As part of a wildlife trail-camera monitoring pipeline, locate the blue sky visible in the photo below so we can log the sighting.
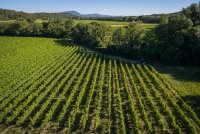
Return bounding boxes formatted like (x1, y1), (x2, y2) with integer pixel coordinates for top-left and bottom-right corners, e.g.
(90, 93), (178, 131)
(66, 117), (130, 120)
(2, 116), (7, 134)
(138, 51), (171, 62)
(0, 0), (199, 16)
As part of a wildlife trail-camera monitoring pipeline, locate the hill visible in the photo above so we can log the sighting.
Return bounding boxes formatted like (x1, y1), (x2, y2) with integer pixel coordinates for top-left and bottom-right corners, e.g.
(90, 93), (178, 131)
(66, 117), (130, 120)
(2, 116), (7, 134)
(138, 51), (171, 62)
(0, 9), (75, 21)
(0, 8), (179, 23)
(63, 10), (110, 17)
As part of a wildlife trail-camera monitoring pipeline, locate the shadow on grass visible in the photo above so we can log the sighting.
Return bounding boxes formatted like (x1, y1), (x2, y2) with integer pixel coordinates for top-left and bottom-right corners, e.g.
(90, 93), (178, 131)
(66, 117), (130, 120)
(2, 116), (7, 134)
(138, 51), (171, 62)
(182, 95), (200, 118)
(54, 39), (72, 47)
(155, 65), (200, 82)
(154, 65), (200, 118)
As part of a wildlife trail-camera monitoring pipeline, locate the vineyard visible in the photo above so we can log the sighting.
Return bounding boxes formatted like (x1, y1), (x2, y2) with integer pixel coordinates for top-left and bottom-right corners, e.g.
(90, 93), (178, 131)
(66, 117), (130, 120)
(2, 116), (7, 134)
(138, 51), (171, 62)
(0, 37), (200, 133)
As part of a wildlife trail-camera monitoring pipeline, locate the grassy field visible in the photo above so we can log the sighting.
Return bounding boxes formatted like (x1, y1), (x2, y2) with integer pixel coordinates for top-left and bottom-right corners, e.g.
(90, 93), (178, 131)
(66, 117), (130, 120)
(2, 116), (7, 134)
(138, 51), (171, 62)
(0, 36), (200, 133)
(0, 20), (17, 23)
(155, 65), (200, 118)
(74, 19), (157, 29)
(74, 19), (129, 25)
(73, 19), (157, 33)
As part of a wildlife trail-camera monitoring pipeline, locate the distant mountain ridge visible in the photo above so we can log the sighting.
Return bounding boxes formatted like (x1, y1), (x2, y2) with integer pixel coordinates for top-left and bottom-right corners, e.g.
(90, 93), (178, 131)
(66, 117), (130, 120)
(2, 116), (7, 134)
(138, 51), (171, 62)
(0, 8), (180, 23)
(63, 11), (110, 17)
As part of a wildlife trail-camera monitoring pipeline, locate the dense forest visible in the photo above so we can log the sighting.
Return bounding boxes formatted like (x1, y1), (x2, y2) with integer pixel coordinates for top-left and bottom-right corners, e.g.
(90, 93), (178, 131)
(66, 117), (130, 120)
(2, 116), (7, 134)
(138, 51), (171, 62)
(0, 3), (200, 66)
(0, 9), (75, 22)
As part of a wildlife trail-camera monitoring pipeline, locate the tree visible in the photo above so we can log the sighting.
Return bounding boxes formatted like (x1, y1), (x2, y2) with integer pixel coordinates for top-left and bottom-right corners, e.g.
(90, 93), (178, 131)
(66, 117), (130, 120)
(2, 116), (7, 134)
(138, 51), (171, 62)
(185, 26), (200, 64)
(109, 22), (145, 58)
(159, 14), (168, 25)
(151, 14), (198, 64)
(31, 23), (43, 36)
(183, 2), (200, 26)
(90, 22), (109, 47)
(20, 21), (32, 36)
(72, 22), (109, 47)
(3, 22), (26, 36)
(124, 21), (144, 49)
(42, 21), (65, 38)
(112, 28), (124, 46)
(64, 18), (74, 40)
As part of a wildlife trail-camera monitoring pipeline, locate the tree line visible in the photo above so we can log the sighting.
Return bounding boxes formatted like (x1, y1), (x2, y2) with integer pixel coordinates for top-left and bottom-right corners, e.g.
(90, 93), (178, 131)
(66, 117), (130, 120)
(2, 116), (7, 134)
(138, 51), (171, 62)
(0, 9), (76, 22)
(79, 12), (179, 24)
(0, 3), (199, 66)
(108, 3), (200, 65)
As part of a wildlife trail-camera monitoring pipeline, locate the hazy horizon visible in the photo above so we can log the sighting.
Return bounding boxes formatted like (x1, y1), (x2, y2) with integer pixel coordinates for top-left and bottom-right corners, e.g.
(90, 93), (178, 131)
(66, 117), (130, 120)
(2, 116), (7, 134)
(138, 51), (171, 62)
(0, 0), (199, 16)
